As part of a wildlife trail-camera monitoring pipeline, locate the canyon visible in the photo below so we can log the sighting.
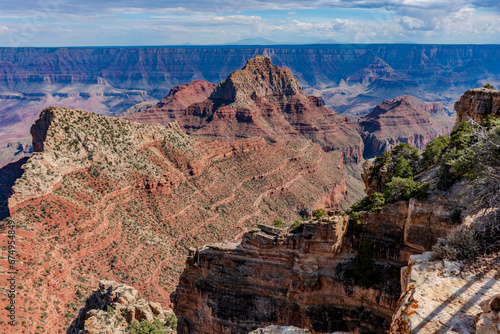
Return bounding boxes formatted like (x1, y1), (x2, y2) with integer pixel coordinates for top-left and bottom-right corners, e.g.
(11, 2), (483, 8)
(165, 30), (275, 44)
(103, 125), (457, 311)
(171, 88), (500, 333)
(0, 97), (355, 333)
(0, 53), (498, 333)
(172, 171), (464, 334)
(1, 44), (500, 166)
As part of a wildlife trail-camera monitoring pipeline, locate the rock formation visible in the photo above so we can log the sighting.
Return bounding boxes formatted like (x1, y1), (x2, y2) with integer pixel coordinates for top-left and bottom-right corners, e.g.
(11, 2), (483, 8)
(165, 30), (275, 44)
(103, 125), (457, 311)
(126, 55), (364, 163)
(454, 87), (500, 128)
(172, 86), (500, 334)
(2, 44), (498, 166)
(0, 106), (353, 333)
(68, 280), (175, 334)
(0, 136), (32, 168)
(360, 95), (454, 158)
(172, 191), (463, 333)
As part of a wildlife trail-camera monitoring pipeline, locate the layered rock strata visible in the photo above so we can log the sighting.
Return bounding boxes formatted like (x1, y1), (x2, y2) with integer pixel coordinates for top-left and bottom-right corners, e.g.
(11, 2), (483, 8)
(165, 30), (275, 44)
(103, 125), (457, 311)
(125, 56), (364, 164)
(360, 95), (454, 158)
(2, 44), (499, 166)
(0, 106), (351, 333)
(173, 194), (462, 334)
(454, 87), (500, 128)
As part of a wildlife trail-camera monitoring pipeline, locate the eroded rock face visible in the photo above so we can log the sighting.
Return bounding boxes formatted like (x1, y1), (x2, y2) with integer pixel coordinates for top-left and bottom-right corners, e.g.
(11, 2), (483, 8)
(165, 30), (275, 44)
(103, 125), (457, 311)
(454, 88), (500, 128)
(173, 216), (399, 334)
(360, 95), (454, 158)
(172, 192), (463, 334)
(68, 280), (172, 334)
(126, 56), (364, 164)
(0, 107), (353, 333)
(390, 253), (500, 334)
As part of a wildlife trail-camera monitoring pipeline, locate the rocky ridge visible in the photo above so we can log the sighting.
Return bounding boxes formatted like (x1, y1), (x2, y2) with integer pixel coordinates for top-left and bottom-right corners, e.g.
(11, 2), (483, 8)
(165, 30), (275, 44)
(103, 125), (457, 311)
(360, 95), (454, 158)
(125, 55), (364, 164)
(0, 106), (353, 333)
(68, 280), (175, 334)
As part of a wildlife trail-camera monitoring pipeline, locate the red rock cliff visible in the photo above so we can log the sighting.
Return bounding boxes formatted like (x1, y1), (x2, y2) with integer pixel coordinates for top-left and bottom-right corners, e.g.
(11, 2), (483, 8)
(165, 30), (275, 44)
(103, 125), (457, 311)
(453, 87), (500, 128)
(126, 55), (364, 164)
(0, 107), (352, 333)
(360, 95), (454, 158)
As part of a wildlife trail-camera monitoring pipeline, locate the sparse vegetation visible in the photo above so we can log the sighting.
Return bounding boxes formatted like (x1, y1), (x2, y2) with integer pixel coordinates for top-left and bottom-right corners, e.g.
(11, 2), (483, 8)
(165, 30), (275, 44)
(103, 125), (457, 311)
(290, 219), (304, 233)
(312, 208), (326, 219)
(128, 319), (171, 334)
(432, 117), (500, 260)
(349, 143), (428, 214)
(272, 219), (285, 229)
(483, 83), (496, 90)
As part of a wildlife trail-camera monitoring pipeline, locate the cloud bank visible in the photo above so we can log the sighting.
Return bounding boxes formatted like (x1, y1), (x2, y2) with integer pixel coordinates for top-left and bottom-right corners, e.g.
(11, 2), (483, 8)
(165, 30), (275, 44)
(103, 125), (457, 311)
(0, 0), (498, 46)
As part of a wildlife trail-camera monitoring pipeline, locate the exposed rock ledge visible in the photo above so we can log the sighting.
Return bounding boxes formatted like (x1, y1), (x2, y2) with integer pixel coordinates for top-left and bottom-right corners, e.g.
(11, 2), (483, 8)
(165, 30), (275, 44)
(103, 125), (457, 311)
(390, 252), (500, 333)
(68, 280), (174, 334)
(172, 194), (462, 334)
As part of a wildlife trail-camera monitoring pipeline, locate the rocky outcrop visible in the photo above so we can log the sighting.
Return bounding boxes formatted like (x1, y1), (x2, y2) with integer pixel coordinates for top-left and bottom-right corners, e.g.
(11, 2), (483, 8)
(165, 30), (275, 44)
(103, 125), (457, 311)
(172, 191), (463, 334)
(360, 95), (454, 158)
(126, 55), (364, 164)
(0, 107), (353, 333)
(390, 252), (500, 333)
(476, 294), (500, 333)
(68, 280), (174, 334)
(454, 87), (500, 128)
(173, 216), (398, 334)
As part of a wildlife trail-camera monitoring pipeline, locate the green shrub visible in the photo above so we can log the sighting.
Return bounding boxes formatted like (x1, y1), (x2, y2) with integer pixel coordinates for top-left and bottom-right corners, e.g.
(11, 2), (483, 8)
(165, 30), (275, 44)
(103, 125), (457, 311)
(449, 121), (473, 150)
(128, 319), (169, 334)
(165, 313), (177, 330)
(393, 157), (414, 178)
(384, 177), (429, 203)
(370, 192), (386, 211)
(375, 151), (391, 164)
(483, 83), (495, 90)
(422, 135), (449, 166)
(312, 208), (326, 219)
(392, 143), (420, 162)
(349, 193), (386, 213)
(272, 219), (285, 229)
(349, 197), (372, 213)
(290, 219), (304, 233)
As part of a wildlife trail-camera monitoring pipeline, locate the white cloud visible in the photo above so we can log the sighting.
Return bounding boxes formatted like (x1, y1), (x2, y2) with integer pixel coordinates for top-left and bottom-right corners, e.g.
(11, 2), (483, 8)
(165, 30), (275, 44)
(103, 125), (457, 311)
(0, 0), (499, 46)
(400, 15), (424, 29)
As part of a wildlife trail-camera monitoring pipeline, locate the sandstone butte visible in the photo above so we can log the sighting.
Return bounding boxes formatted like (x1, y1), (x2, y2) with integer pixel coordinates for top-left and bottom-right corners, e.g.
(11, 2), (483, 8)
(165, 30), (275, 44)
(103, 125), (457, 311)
(0, 102), (357, 333)
(124, 55), (364, 164)
(124, 56), (455, 165)
(172, 88), (500, 333)
(359, 95), (455, 158)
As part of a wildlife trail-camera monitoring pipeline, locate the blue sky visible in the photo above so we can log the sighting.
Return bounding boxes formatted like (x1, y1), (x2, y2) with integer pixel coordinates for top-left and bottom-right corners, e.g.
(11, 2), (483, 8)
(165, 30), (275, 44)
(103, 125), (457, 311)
(0, 0), (499, 46)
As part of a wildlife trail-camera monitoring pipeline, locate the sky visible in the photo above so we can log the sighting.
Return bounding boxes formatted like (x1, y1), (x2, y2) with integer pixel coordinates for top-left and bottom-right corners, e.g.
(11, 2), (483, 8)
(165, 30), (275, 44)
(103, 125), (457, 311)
(0, 0), (499, 47)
